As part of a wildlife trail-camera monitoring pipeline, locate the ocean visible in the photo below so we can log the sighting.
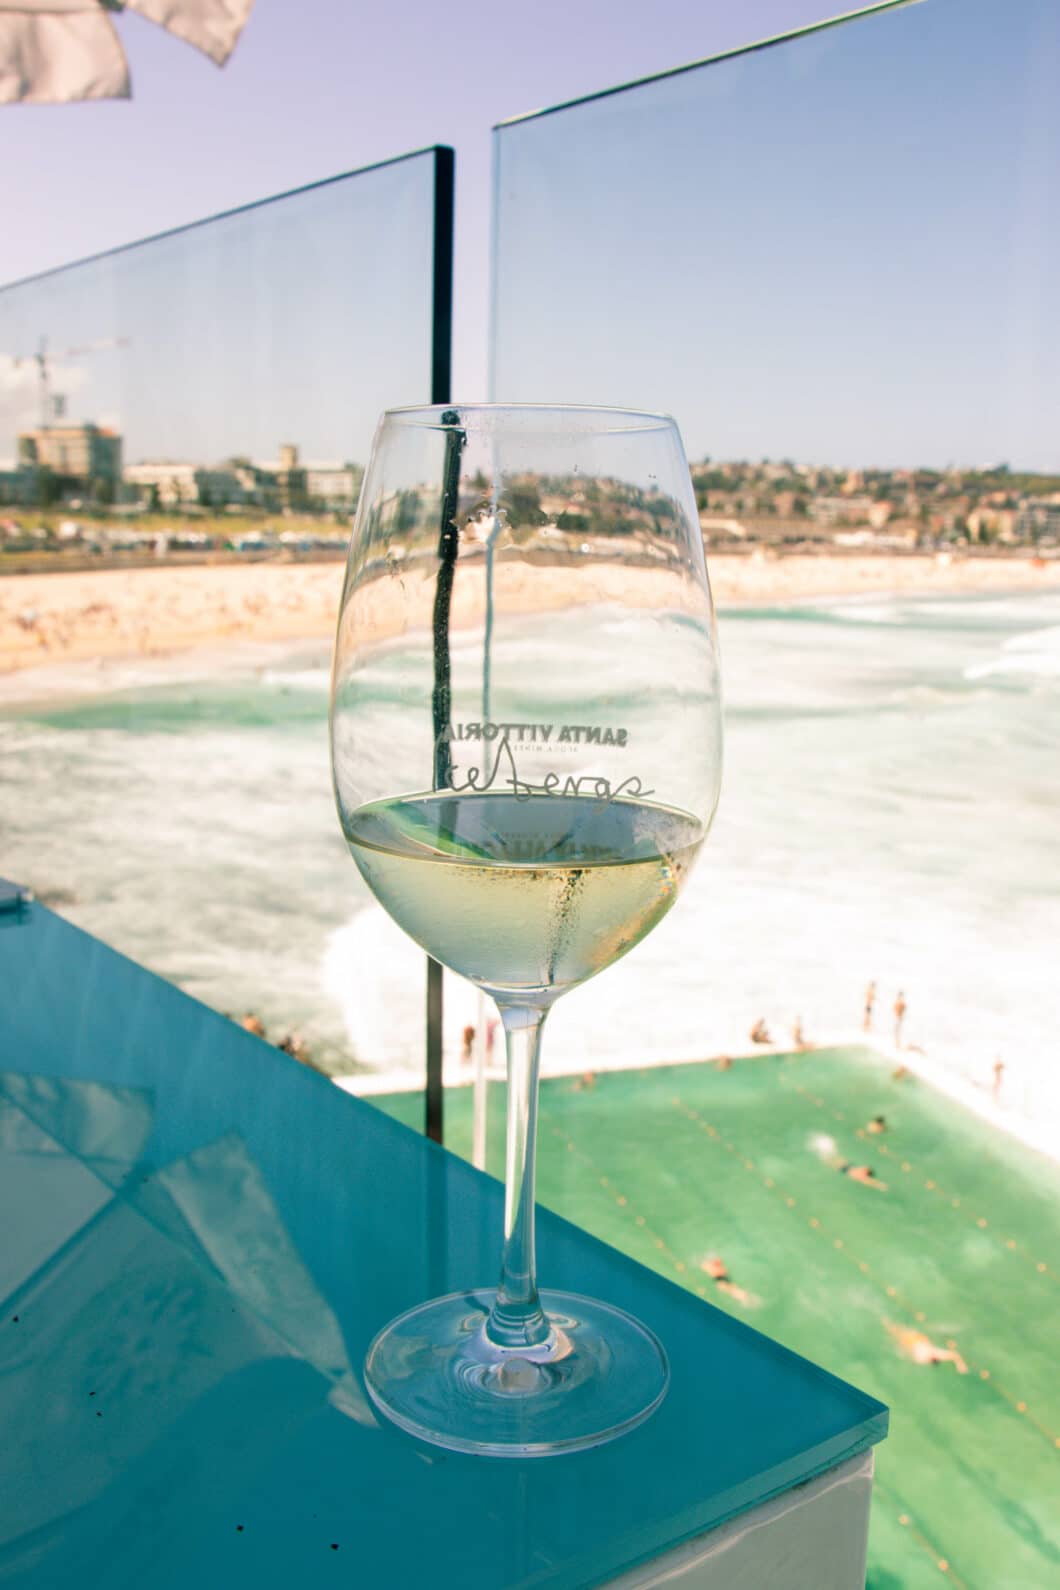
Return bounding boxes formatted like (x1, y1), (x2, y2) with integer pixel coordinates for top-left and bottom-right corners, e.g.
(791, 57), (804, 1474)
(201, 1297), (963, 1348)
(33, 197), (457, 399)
(2, 586), (1058, 1136)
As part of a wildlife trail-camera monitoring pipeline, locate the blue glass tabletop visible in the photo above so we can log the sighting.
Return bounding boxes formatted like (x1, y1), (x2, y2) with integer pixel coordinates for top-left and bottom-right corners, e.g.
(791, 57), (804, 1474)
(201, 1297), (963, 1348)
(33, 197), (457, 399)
(0, 898), (886, 1588)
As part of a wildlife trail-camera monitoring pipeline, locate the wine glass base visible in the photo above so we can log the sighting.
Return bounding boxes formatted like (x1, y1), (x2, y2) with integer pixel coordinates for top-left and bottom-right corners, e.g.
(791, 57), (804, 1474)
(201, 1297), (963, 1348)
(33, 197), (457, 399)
(363, 1288), (668, 1457)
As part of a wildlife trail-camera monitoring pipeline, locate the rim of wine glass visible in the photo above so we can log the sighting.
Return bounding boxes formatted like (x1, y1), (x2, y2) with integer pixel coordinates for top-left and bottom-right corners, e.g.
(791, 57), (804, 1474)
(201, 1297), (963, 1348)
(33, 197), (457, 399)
(382, 401), (677, 434)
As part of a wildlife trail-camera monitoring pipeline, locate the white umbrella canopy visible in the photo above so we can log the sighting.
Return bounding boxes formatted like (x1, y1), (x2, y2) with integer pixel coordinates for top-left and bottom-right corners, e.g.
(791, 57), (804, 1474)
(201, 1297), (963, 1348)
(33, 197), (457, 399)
(0, 0), (255, 104)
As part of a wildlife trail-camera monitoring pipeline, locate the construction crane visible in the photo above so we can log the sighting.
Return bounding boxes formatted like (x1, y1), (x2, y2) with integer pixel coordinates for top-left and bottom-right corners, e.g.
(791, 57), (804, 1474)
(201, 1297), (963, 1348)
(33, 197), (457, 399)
(17, 335), (131, 432)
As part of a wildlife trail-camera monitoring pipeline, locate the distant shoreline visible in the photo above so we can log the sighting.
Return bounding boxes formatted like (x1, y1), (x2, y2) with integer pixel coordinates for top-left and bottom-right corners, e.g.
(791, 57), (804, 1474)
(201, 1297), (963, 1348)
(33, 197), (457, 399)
(1, 551), (1058, 681)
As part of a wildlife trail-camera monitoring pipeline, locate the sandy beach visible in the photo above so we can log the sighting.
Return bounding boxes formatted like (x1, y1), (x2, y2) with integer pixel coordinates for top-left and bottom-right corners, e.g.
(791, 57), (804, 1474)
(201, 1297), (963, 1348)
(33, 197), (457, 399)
(1, 552), (1058, 678)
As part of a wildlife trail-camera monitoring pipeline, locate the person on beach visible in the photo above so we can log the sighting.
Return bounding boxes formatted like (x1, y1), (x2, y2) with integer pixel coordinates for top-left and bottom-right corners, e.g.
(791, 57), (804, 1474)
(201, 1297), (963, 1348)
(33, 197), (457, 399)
(992, 1058), (1005, 1101)
(893, 991), (907, 1049)
(792, 1017), (809, 1050)
(863, 980), (876, 1032)
(750, 1018), (772, 1045)
(866, 1115), (888, 1135)
(700, 1256), (756, 1307)
(884, 1320), (968, 1373)
(461, 1024), (475, 1065)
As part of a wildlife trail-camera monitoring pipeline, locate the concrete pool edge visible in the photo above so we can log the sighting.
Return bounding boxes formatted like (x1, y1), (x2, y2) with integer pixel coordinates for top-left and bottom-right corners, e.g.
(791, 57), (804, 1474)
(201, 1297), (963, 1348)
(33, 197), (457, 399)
(339, 1031), (1058, 1164)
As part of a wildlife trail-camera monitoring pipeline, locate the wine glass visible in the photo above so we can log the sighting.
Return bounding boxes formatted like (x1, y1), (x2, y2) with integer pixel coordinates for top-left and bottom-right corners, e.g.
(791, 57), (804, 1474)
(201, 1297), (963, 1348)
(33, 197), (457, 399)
(330, 404), (722, 1456)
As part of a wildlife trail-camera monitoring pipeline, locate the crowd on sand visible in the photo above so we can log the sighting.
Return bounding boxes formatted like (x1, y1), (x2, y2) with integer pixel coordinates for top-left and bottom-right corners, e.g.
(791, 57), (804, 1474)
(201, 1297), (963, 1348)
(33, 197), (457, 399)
(3, 552), (1059, 677)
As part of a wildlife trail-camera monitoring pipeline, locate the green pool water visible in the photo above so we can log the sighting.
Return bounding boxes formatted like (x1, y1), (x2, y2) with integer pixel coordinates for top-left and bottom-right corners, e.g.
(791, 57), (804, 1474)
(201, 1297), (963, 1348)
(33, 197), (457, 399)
(376, 1047), (1060, 1590)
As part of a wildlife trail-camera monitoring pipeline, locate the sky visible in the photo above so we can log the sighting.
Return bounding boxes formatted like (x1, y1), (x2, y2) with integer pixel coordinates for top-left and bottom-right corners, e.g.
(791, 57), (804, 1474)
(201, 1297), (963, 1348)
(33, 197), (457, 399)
(2, 0), (1057, 470)
(0, 1), (858, 421)
(492, 0), (1060, 469)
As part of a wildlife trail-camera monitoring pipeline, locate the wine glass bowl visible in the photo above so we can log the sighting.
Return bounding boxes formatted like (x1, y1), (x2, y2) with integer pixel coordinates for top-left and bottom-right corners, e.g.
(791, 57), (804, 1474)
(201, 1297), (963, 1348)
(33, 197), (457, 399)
(331, 404), (722, 1455)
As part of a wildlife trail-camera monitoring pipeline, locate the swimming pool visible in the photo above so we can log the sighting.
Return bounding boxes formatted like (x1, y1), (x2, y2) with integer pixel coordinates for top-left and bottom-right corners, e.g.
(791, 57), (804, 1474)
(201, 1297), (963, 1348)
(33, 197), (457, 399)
(378, 1046), (1060, 1589)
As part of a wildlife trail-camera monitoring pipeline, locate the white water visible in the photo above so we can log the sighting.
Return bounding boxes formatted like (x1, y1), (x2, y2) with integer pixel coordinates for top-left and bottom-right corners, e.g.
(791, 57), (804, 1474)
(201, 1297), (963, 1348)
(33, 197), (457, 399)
(2, 589), (1058, 1132)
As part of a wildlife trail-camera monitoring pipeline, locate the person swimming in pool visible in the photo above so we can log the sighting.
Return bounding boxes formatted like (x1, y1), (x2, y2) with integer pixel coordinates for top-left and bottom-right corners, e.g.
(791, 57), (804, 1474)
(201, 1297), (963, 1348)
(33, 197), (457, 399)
(885, 1320), (968, 1373)
(700, 1256), (756, 1307)
(813, 1136), (888, 1190)
(838, 1160), (888, 1191)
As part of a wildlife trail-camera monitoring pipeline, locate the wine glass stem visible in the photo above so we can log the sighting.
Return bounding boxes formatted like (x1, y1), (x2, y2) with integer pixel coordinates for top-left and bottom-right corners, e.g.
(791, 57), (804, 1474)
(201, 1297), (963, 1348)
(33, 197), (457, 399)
(486, 1003), (551, 1349)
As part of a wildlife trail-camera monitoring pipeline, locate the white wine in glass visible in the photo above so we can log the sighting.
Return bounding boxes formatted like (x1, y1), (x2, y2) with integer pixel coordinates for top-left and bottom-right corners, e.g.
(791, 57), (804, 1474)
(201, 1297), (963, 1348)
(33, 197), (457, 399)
(331, 404), (722, 1455)
(344, 792), (704, 998)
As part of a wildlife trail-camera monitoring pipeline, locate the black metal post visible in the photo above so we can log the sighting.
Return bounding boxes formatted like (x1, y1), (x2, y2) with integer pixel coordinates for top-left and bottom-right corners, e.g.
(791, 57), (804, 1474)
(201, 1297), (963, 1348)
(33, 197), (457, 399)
(425, 147), (456, 1145)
